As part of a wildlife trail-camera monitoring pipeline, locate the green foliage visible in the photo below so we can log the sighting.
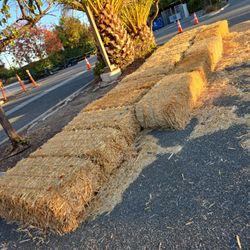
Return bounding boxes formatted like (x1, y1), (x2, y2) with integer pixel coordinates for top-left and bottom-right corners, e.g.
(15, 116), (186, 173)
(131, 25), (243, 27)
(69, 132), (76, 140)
(55, 16), (95, 50)
(159, 0), (222, 13)
(93, 60), (105, 76)
(0, 66), (15, 82)
(187, 0), (203, 13)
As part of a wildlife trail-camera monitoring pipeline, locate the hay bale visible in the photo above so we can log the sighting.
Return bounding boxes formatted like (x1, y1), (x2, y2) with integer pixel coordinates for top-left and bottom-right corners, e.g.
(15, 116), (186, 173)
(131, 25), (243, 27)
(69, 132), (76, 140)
(0, 159), (104, 234)
(64, 106), (141, 142)
(135, 71), (205, 129)
(204, 20), (229, 38)
(195, 21), (228, 42)
(136, 42), (194, 75)
(175, 35), (223, 76)
(160, 28), (199, 50)
(30, 128), (130, 175)
(84, 88), (147, 112)
(112, 74), (164, 93)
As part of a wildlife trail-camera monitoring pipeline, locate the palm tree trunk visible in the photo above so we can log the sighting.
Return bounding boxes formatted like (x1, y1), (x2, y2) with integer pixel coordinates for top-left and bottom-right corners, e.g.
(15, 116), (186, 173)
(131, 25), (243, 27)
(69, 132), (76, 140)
(0, 106), (27, 148)
(95, 4), (135, 68)
(133, 25), (156, 58)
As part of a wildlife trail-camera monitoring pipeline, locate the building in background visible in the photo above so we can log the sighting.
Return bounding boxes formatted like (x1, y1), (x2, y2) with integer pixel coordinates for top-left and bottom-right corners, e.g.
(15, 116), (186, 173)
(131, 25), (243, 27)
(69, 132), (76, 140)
(153, 1), (190, 30)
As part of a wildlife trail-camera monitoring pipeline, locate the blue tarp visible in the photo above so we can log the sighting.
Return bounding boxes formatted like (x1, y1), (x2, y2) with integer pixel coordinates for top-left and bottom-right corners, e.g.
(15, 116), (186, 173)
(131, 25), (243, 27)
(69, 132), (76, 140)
(153, 17), (164, 31)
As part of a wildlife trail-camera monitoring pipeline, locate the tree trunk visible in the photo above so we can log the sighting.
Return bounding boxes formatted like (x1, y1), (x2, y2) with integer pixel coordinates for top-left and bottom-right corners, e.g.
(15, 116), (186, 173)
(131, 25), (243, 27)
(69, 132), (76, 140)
(95, 4), (135, 68)
(149, 0), (160, 31)
(133, 25), (156, 59)
(0, 106), (27, 148)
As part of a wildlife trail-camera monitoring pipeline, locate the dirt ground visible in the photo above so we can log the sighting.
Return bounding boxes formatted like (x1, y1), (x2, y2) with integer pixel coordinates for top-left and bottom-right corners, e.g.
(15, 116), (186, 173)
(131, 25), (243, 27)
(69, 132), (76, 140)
(0, 58), (147, 172)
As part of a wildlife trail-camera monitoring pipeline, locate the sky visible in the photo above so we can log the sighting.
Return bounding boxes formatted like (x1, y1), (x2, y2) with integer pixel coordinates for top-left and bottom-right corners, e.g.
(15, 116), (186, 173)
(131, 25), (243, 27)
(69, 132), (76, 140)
(0, 2), (88, 68)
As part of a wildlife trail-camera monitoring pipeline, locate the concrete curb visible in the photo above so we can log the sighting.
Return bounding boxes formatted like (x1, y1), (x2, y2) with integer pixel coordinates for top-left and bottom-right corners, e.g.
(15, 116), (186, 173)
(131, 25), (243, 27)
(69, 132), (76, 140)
(203, 3), (230, 18)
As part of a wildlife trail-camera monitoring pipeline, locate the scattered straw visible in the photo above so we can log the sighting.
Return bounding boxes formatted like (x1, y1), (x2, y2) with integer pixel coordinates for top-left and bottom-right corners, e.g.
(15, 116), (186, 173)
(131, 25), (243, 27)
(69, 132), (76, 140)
(86, 133), (182, 218)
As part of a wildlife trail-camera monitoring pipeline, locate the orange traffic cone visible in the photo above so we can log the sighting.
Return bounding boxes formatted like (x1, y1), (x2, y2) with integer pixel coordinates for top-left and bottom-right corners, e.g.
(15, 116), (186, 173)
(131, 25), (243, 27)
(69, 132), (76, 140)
(85, 58), (92, 70)
(194, 13), (199, 25)
(0, 80), (7, 102)
(177, 20), (183, 33)
(26, 69), (38, 88)
(16, 74), (27, 92)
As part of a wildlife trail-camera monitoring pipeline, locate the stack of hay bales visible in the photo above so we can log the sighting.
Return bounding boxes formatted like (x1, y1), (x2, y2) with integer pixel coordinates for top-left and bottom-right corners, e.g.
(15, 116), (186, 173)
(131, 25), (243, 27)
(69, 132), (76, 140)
(0, 20), (229, 234)
(196, 20), (229, 40)
(30, 128), (131, 175)
(0, 109), (140, 233)
(112, 73), (166, 92)
(135, 28), (199, 76)
(136, 71), (205, 129)
(0, 158), (104, 234)
(175, 20), (228, 77)
(136, 20), (228, 130)
(174, 36), (223, 78)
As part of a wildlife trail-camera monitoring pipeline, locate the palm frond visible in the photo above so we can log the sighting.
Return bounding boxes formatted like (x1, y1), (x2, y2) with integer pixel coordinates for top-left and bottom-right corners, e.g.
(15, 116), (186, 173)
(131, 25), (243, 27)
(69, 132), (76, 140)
(121, 0), (154, 34)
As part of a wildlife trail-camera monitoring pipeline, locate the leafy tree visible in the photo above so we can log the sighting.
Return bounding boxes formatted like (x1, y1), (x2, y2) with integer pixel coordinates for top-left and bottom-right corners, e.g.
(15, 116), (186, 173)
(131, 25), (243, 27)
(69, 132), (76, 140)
(58, 0), (135, 68)
(7, 26), (63, 67)
(43, 29), (63, 55)
(55, 16), (94, 50)
(0, 0), (52, 149)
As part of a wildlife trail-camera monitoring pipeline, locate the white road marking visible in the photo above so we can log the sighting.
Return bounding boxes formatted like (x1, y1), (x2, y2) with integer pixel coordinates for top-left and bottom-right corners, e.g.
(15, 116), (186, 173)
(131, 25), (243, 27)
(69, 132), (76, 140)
(6, 70), (87, 116)
(0, 79), (95, 146)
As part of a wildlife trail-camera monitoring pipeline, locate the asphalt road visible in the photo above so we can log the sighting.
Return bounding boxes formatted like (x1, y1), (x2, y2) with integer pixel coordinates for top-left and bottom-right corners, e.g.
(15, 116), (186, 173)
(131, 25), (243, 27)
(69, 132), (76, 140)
(0, 57), (96, 144)
(155, 0), (250, 45)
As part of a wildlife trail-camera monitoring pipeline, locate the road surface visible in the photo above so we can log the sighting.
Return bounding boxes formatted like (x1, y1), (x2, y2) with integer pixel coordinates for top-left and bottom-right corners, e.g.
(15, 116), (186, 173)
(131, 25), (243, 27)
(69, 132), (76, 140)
(155, 0), (250, 45)
(0, 57), (96, 144)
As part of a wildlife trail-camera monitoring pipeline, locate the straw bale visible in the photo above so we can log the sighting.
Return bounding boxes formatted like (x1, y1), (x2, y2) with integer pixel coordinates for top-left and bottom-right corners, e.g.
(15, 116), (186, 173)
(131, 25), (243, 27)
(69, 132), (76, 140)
(64, 106), (141, 142)
(135, 71), (205, 129)
(6, 156), (100, 178)
(110, 74), (164, 94)
(137, 52), (182, 74)
(0, 159), (104, 234)
(199, 20), (229, 39)
(136, 41), (193, 74)
(30, 128), (130, 175)
(160, 28), (199, 50)
(175, 35), (223, 76)
(84, 88), (148, 112)
(194, 21), (228, 43)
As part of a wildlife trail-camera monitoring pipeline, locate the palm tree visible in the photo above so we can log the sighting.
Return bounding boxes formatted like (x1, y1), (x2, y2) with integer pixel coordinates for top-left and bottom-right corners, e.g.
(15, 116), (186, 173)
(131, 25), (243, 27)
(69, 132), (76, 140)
(86, 0), (135, 68)
(121, 0), (156, 58)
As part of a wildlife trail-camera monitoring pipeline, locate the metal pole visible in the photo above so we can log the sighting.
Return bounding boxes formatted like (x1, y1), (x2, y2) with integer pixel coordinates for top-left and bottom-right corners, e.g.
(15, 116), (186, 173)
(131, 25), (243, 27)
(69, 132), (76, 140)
(83, 4), (113, 72)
